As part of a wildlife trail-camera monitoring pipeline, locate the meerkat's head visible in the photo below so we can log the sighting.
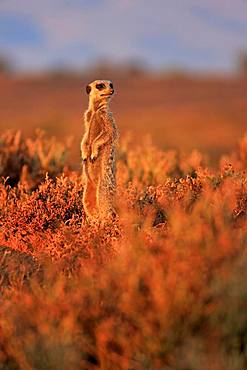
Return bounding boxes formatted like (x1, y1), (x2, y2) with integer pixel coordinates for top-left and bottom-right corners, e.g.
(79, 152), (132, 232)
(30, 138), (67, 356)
(86, 80), (114, 105)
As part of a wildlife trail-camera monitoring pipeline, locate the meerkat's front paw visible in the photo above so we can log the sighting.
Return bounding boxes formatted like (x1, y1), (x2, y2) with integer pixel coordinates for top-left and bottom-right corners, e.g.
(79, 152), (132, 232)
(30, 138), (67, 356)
(82, 152), (89, 161)
(81, 145), (90, 161)
(90, 147), (99, 162)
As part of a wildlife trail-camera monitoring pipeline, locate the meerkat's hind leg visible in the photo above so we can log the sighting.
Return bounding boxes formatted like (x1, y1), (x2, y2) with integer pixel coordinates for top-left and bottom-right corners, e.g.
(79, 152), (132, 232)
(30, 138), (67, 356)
(83, 180), (98, 219)
(98, 180), (116, 221)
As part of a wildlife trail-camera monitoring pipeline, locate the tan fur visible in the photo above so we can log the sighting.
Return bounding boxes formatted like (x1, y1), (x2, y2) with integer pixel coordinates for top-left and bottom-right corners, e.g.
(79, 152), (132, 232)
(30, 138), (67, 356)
(81, 80), (118, 221)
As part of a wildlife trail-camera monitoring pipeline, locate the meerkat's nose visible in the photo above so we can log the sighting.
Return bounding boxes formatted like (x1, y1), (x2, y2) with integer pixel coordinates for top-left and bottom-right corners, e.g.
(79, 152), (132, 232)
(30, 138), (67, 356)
(110, 89), (114, 94)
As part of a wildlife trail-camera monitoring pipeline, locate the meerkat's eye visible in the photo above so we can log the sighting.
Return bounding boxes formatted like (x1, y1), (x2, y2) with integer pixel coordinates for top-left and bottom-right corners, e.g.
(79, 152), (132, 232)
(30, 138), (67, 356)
(96, 83), (105, 90)
(109, 83), (113, 89)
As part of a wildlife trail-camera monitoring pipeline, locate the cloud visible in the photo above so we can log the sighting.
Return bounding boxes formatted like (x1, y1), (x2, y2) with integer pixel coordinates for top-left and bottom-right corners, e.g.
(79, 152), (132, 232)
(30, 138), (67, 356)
(0, 0), (246, 72)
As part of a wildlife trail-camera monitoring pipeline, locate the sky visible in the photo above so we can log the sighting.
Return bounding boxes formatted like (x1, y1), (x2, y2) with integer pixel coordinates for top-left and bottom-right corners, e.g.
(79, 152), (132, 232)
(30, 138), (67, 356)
(0, 0), (247, 73)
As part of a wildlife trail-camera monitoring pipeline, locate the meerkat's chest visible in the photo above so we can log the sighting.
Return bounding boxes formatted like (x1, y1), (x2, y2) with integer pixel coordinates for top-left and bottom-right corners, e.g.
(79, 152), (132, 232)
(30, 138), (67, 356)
(88, 112), (104, 140)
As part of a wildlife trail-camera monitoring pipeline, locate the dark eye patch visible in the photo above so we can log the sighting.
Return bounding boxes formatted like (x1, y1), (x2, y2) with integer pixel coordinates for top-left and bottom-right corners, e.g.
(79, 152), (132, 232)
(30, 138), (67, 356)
(109, 83), (113, 88)
(96, 83), (105, 90)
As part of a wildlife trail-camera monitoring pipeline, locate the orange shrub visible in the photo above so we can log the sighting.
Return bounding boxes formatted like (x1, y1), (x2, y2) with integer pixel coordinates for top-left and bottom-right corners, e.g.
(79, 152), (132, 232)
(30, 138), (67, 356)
(0, 130), (246, 369)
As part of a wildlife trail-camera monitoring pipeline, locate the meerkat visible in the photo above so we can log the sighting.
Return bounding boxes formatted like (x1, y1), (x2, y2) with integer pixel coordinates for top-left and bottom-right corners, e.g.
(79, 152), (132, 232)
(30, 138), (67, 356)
(81, 79), (119, 221)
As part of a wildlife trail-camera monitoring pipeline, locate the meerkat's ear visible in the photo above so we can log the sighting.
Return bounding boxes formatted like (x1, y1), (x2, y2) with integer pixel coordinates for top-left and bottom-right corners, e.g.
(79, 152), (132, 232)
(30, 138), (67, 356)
(86, 85), (91, 94)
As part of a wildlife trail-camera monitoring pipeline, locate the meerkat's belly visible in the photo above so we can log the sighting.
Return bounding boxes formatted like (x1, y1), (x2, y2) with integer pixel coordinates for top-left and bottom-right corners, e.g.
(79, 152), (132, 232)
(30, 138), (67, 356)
(85, 144), (115, 183)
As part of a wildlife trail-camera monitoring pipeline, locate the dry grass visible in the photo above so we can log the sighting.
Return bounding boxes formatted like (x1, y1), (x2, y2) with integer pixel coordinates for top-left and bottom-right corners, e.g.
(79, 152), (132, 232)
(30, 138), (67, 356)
(0, 130), (246, 369)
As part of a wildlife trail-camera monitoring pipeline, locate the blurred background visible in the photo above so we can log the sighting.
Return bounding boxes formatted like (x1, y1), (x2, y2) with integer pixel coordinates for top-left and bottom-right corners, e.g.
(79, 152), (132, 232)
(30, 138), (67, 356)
(0, 0), (247, 167)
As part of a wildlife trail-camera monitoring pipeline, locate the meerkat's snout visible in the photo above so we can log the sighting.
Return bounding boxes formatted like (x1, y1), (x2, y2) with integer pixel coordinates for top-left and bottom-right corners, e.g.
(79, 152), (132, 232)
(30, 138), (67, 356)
(101, 89), (114, 97)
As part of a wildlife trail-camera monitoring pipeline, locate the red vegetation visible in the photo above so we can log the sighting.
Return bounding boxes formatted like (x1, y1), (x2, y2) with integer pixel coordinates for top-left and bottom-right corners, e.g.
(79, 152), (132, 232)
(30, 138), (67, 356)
(0, 130), (247, 369)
